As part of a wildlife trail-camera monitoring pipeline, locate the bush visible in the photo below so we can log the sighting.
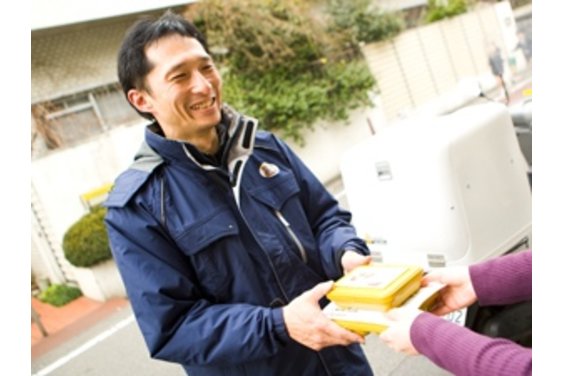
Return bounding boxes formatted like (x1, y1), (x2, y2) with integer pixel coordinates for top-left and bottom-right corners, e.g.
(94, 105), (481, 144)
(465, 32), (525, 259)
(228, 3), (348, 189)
(63, 206), (112, 267)
(425, 0), (468, 23)
(222, 60), (375, 142)
(38, 284), (82, 307)
(186, 0), (377, 144)
(326, 0), (404, 44)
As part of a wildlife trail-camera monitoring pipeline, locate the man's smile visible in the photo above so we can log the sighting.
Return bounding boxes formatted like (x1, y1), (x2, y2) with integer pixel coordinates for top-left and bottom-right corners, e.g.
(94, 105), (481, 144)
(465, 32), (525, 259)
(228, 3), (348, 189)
(190, 97), (216, 111)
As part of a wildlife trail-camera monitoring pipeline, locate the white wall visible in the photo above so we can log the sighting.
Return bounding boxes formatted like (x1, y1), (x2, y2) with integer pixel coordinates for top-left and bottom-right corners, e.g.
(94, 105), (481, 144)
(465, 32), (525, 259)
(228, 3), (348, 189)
(31, 122), (146, 244)
(286, 99), (387, 184)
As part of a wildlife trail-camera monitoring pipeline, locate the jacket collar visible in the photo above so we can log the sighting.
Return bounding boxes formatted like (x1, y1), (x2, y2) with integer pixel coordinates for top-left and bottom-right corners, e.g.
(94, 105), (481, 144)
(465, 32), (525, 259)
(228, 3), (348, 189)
(143, 104), (257, 171)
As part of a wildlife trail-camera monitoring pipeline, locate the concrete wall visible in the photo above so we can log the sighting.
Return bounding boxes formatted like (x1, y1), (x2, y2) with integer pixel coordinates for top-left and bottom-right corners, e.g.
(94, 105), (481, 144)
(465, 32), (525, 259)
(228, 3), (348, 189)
(360, 2), (526, 121)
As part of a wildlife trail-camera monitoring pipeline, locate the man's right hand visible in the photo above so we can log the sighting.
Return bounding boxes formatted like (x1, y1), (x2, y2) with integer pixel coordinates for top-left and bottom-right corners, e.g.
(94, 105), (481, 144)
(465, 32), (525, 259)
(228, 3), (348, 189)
(282, 281), (365, 351)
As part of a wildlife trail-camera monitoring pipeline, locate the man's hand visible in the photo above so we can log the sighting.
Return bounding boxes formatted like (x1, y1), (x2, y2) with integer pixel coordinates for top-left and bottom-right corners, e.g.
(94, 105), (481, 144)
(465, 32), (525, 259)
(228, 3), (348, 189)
(422, 266), (477, 316)
(341, 250), (372, 274)
(282, 281), (365, 351)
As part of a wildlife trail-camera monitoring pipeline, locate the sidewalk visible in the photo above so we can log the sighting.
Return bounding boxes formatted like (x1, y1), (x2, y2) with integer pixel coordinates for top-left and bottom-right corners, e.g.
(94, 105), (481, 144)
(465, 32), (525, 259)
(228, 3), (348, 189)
(31, 295), (129, 359)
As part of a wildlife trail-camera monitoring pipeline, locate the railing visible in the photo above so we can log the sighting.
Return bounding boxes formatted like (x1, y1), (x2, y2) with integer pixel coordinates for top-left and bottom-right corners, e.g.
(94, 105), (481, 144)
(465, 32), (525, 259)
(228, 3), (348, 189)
(31, 304), (49, 338)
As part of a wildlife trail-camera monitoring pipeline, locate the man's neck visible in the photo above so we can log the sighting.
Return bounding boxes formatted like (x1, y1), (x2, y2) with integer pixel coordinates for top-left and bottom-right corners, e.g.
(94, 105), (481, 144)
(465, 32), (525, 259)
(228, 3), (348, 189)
(164, 126), (219, 155)
(188, 129), (219, 155)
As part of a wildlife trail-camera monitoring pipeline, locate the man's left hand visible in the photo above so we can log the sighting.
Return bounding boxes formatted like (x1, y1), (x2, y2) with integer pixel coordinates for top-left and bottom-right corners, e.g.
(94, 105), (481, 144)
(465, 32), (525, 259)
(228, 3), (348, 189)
(340, 250), (372, 274)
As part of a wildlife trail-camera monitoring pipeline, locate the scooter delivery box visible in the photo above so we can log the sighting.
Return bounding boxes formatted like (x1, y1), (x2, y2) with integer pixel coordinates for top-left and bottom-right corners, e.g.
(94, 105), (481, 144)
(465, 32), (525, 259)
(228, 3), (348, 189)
(340, 102), (531, 267)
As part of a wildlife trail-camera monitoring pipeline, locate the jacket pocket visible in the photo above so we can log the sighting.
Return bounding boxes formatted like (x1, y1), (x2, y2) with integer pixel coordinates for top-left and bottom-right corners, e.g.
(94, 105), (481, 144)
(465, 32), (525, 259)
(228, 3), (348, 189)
(246, 168), (300, 211)
(246, 169), (315, 266)
(173, 207), (239, 300)
(174, 206), (239, 255)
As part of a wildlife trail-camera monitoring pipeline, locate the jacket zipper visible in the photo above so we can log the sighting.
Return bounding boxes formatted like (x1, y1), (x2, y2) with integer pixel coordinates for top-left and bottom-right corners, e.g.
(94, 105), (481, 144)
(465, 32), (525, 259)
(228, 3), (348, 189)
(239, 205), (332, 375)
(236, 204), (290, 303)
(225, 163), (291, 303)
(275, 210), (308, 264)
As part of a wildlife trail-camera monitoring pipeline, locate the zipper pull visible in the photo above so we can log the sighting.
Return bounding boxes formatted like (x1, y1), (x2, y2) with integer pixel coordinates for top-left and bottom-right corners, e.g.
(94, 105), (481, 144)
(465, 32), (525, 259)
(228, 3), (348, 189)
(275, 210), (289, 226)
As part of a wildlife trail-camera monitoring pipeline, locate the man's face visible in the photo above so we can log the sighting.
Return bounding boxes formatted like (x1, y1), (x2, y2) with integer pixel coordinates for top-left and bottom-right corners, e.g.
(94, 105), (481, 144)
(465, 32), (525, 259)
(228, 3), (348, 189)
(129, 34), (223, 141)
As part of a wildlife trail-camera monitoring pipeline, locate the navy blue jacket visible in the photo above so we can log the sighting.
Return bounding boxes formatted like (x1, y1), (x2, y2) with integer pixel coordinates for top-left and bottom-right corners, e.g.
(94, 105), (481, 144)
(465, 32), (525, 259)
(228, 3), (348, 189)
(104, 106), (372, 375)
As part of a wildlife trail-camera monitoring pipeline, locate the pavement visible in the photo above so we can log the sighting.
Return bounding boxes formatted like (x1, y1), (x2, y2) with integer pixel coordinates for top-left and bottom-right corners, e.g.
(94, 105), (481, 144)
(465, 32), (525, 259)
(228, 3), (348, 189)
(31, 295), (453, 376)
(31, 296), (129, 360)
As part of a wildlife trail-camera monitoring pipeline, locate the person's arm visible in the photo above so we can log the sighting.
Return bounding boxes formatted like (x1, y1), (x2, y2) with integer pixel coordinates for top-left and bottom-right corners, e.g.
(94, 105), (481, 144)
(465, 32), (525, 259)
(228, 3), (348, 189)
(105, 207), (290, 366)
(381, 251), (533, 375)
(423, 249), (532, 316)
(271, 135), (371, 279)
(411, 312), (532, 376)
(470, 249), (532, 306)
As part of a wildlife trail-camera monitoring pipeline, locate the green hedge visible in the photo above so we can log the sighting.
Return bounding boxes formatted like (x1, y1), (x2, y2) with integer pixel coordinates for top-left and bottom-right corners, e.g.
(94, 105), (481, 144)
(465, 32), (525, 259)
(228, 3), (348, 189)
(222, 60), (375, 142)
(38, 284), (82, 307)
(326, 0), (404, 44)
(63, 206), (112, 267)
(425, 0), (468, 23)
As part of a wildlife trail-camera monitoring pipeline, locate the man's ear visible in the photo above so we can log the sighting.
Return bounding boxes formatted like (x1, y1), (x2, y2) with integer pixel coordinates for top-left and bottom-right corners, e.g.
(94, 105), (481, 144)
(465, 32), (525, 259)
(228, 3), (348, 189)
(127, 89), (153, 114)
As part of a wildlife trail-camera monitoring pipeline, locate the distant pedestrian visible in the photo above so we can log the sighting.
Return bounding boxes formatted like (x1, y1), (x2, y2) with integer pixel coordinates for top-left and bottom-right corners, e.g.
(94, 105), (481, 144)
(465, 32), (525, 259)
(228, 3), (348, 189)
(515, 31), (532, 64)
(488, 44), (509, 103)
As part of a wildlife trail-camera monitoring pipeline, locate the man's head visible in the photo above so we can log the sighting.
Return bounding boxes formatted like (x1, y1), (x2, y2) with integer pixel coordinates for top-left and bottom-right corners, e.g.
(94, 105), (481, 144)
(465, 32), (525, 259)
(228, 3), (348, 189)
(118, 11), (223, 141)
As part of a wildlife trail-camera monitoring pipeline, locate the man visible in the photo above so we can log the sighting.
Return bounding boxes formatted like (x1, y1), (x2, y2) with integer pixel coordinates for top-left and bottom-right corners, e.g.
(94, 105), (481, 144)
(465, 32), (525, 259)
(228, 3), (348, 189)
(104, 11), (374, 376)
(487, 44), (509, 103)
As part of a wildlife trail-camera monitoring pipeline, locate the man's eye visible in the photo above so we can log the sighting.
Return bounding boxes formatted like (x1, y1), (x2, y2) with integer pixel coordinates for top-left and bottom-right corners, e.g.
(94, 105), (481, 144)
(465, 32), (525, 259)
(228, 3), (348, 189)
(201, 65), (214, 72)
(172, 73), (187, 80)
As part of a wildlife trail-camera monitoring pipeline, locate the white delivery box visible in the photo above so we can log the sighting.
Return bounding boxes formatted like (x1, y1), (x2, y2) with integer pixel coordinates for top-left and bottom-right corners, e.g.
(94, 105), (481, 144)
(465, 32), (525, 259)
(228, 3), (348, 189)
(340, 102), (531, 267)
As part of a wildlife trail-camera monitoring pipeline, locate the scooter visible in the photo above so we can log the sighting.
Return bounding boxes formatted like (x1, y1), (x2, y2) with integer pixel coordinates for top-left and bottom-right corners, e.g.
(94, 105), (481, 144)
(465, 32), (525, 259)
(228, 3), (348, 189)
(509, 95), (532, 187)
(466, 93), (532, 347)
(339, 100), (532, 347)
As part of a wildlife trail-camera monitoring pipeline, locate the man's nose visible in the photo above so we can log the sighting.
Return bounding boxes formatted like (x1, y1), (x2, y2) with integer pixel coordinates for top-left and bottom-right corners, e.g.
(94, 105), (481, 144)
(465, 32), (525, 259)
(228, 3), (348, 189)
(190, 71), (212, 93)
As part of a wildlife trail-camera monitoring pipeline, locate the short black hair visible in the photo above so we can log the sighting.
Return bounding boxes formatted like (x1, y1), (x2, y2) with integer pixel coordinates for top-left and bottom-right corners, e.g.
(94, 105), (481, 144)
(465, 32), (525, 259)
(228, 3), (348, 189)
(117, 10), (209, 120)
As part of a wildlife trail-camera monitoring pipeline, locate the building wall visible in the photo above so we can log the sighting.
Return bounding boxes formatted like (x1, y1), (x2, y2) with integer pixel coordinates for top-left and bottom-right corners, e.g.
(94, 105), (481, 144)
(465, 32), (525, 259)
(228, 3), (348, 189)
(360, 2), (526, 121)
(32, 18), (133, 103)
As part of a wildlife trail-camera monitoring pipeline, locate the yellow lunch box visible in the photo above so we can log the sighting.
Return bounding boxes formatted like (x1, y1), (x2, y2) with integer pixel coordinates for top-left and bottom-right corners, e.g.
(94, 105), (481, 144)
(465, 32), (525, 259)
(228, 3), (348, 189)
(327, 263), (424, 311)
(324, 281), (445, 335)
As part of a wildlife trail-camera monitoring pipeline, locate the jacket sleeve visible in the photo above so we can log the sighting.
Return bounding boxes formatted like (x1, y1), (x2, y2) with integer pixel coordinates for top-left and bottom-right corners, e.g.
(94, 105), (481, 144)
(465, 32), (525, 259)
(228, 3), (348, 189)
(105, 206), (290, 366)
(411, 312), (532, 376)
(271, 135), (370, 280)
(470, 249), (532, 306)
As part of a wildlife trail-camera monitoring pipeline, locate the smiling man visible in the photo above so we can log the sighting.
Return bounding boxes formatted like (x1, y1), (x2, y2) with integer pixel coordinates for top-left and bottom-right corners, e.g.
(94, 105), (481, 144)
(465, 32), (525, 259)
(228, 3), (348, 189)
(104, 10), (373, 376)
(127, 34), (222, 151)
